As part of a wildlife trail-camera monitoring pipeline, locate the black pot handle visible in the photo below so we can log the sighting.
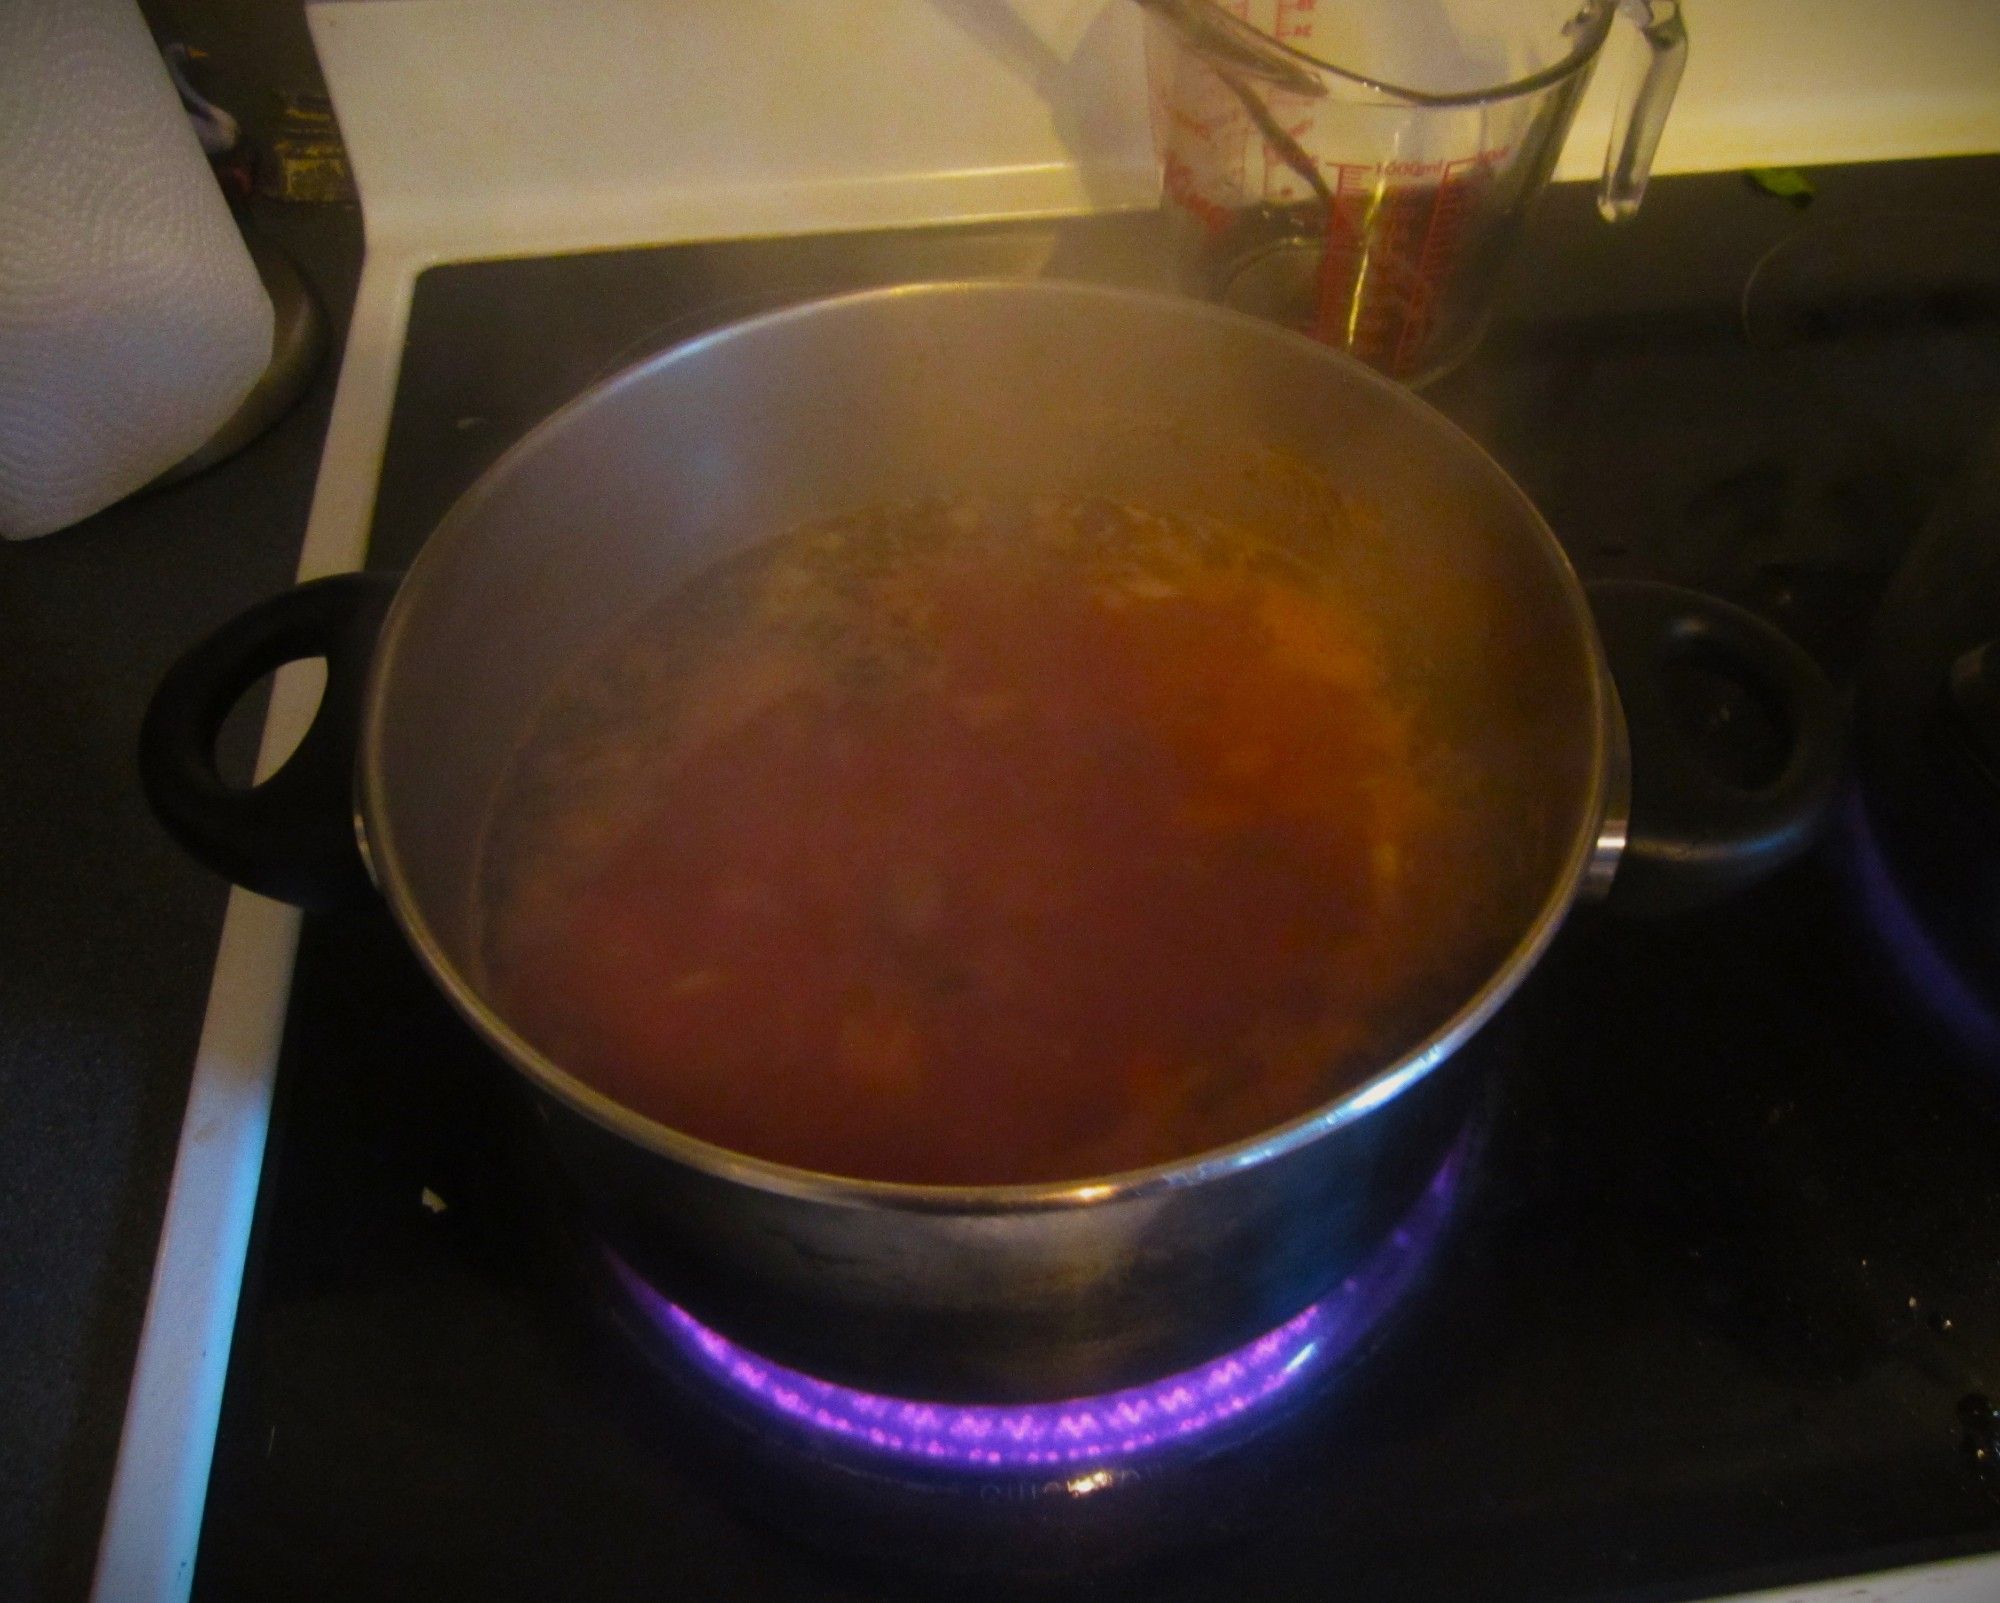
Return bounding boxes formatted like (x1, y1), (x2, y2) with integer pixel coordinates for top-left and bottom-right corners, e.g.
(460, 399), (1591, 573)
(140, 571), (400, 910)
(1588, 579), (1845, 915)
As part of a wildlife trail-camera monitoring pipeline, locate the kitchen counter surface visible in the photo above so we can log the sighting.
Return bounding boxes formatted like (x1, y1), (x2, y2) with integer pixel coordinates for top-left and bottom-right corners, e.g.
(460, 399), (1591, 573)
(0, 203), (362, 1603)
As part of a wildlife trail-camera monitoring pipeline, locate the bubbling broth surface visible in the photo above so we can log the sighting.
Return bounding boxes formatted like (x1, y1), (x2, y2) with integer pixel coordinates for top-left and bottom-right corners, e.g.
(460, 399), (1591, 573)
(477, 497), (1502, 1185)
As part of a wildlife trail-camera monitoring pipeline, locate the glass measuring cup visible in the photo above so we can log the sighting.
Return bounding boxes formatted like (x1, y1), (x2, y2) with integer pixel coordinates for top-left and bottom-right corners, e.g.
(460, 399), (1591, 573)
(1144, 0), (1687, 383)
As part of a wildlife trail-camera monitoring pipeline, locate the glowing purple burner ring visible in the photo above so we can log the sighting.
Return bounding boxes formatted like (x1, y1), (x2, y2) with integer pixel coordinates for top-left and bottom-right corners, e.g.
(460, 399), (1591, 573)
(653, 1298), (1323, 1471)
(1841, 790), (2000, 1063)
(613, 1144), (1463, 1473)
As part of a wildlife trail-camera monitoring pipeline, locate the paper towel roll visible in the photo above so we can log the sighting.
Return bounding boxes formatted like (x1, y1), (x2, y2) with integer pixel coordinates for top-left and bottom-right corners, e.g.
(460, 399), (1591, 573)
(0, 0), (274, 541)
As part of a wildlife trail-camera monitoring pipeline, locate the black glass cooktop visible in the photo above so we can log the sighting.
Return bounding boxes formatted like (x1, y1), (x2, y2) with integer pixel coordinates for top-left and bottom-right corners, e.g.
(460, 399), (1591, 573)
(192, 158), (2000, 1601)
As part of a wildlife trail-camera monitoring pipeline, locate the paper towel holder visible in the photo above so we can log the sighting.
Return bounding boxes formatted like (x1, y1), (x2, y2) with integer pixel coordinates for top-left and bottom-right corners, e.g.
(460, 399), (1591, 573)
(149, 227), (324, 490)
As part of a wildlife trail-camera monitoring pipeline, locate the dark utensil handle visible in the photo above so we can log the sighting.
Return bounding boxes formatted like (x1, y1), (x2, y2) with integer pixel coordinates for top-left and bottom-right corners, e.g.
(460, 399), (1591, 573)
(1589, 579), (1845, 915)
(139, 572), (399, 910)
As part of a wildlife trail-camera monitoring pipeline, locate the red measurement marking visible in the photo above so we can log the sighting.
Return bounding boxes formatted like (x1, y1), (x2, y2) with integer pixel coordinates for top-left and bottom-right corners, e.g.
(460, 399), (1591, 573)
(1376, 145), (1514, 181)
(1274, 0), (1319, 43)
(1305, 148), (1511, 376)
(1163, 153), (1239, 239)
(1391, 163), (1473, 371)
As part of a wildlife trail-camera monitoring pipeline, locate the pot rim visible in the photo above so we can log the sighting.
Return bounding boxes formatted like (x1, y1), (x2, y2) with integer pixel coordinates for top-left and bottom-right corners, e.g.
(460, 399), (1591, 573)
(358, 279), (1618, 1217)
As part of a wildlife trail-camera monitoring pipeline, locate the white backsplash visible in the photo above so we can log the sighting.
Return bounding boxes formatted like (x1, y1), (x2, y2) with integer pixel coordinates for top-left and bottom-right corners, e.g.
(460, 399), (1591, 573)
(1559, 0), (2000, 182)
(308, 0), (2000, 258)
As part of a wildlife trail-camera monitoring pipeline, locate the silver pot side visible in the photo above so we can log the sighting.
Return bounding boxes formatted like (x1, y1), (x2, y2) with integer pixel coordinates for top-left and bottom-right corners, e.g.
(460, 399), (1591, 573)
(356, 281), (1616, 1395)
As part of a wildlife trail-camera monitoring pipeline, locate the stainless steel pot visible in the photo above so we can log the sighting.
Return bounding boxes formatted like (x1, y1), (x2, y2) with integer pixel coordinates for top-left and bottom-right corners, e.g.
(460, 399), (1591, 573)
(141, 281), (1841, 1400)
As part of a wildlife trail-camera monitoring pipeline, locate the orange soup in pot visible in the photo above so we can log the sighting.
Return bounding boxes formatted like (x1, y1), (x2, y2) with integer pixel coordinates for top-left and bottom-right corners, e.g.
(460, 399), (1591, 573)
(476, 496), (1492, 1186)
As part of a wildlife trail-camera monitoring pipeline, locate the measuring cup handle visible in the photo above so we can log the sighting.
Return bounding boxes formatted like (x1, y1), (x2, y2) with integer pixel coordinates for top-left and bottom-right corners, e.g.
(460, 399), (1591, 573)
(1597, 0), (1688, 223)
